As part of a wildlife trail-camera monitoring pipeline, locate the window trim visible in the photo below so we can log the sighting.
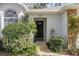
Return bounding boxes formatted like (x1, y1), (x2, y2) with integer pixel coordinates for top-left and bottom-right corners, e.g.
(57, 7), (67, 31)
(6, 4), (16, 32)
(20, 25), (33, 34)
(4, 10), (18, 27)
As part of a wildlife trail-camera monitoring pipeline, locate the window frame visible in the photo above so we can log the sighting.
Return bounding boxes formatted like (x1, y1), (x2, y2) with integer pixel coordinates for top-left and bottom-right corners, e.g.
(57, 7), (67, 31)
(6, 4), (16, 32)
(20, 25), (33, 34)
(4, 9), (18, 27)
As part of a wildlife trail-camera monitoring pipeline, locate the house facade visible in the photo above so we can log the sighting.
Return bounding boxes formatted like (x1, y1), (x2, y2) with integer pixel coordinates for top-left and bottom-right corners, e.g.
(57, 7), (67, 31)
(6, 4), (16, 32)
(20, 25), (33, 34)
(0, 3), (79, 48)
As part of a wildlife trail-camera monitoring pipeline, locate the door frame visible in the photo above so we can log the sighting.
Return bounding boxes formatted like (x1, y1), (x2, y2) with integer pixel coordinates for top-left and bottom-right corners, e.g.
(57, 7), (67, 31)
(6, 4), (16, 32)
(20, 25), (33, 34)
(34, 18), (47, 41)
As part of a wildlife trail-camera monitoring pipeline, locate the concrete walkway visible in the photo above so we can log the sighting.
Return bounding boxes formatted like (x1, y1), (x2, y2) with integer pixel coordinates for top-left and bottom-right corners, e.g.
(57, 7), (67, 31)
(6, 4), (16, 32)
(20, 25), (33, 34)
(36, 41), (69, 56)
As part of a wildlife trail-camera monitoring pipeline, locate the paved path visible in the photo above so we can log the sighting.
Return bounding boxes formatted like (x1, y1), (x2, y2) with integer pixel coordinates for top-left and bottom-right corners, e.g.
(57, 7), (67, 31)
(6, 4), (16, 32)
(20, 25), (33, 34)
(36, 41), (69, 56)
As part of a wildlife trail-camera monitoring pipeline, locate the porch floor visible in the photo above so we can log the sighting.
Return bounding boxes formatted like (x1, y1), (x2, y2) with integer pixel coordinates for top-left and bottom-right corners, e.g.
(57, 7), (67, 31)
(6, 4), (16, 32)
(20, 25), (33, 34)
(36, 41), (69, 56)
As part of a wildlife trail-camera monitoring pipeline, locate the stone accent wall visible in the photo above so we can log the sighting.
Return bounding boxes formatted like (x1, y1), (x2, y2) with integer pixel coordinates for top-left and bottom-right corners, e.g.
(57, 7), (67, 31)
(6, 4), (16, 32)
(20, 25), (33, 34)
(67, 9), (77, 49)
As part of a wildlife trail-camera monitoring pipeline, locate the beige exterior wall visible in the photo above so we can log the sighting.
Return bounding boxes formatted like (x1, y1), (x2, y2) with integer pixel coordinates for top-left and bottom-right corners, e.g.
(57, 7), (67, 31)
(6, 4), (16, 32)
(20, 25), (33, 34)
(0, 3), (68, 43)
(61, 12), (68, 45)
(29, 13), (67, 42)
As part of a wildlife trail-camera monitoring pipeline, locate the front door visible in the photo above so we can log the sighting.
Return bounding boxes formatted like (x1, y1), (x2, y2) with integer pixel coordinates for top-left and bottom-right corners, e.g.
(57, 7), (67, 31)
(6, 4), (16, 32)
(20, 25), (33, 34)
(36, 21), (44, 41)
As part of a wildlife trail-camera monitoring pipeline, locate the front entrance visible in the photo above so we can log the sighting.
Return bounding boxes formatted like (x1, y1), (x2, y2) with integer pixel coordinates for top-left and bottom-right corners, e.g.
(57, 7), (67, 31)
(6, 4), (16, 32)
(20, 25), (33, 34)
(36, 21), (44, 41)
(34, 18), (46, 42)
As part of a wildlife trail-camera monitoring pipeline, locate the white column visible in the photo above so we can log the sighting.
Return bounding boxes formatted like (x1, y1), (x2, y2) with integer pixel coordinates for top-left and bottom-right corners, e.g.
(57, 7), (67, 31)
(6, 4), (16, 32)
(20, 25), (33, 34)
(1, 12), (4, 30)
(0, 11), (4, 37)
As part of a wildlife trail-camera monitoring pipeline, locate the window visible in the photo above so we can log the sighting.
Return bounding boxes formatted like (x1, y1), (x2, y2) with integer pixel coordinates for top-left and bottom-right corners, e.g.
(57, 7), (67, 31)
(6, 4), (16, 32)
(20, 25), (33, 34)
(4, 10), (18, 27)
(55, 3), (61, 7)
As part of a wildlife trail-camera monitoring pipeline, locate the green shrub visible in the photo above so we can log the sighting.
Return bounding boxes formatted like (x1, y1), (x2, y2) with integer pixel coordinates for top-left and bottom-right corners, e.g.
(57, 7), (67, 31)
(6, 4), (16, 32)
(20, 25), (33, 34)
(7, 34), (37, 55)
(2, 22), (27, 39)
(2, 21), (37, 55)
(26, 20), (37, 34)
(23, 43), (37, 56)
(49, 37), (64, 52)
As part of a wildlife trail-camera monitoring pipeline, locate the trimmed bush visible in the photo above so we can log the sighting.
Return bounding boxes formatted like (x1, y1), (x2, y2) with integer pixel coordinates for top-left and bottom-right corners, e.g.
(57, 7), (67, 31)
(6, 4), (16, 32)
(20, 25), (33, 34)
(23, 43), (37, 56)
(2, 21), (37, 55)
(2, 22), (27, 39)
(49, 37), (64, 52)
(7, 34), (37, 55)
(26, 20), (37, 34)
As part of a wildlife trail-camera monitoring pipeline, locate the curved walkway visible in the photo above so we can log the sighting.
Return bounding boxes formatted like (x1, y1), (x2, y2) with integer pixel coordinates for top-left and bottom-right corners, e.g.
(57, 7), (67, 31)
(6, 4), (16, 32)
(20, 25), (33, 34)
(36, 41), (69, 56)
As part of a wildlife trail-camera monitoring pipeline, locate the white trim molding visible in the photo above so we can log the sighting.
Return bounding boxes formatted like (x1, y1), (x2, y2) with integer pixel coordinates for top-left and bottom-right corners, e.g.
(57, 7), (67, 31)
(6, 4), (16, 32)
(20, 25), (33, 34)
(1, 11), (4, 30)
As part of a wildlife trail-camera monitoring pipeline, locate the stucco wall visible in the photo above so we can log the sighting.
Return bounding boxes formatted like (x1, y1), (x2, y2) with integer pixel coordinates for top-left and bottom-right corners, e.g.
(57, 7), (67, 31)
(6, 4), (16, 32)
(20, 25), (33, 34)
(61, 12), (67, 45)
(46, 15), (62, 42)
(29, 14), (67, 42)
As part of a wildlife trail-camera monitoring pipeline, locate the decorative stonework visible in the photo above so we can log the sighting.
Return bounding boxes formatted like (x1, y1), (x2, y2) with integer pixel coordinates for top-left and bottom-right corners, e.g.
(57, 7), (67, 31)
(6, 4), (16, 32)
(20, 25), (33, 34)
(67, 9), (76, 16)
(67, 9), (77, 49)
